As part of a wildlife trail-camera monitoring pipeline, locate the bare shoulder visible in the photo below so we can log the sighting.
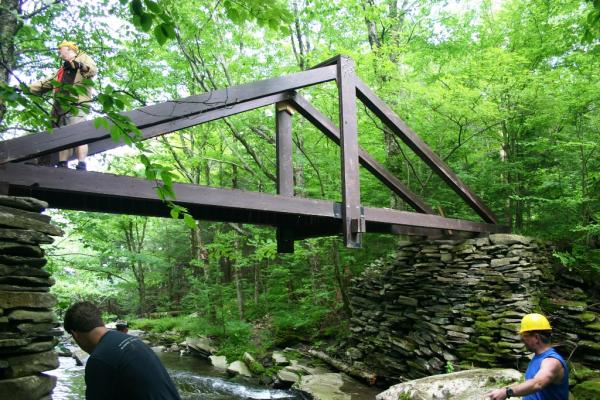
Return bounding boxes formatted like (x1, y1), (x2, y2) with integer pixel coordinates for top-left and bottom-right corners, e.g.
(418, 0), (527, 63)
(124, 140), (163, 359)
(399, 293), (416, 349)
(541, 357), (564, 381)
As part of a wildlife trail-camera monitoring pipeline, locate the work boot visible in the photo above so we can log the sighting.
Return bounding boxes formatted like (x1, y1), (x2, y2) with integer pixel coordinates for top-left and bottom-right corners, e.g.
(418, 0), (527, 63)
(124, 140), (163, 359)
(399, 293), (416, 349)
(57, 161), (68, 168)
(75, 161), (87, 171)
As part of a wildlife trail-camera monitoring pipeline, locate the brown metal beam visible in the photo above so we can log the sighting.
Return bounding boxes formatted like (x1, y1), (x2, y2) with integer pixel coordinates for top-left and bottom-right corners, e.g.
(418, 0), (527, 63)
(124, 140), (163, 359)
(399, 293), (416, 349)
(84, 93), (293, 159)
(364, 206), (506, 233)
(290, 93), (436, 215)
(276, 102), (295, 253)
(355, 78), (499, 224)
(337, 56), (363, 248)
(1, 66), (337, 164)
(0, 163), (507, 234)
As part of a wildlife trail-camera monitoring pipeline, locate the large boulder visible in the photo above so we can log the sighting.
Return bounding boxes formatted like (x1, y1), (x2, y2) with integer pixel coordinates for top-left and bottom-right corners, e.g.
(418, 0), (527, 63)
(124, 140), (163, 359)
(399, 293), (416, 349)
(294, 373), (350, 400)
(376, 368), (522, 400)
(209, 355), (228, 370)
(71, 349), (89, 366)
(185, 336), (215, 358)
(227, 360), (252, 377)
(272, 351), (289, 366)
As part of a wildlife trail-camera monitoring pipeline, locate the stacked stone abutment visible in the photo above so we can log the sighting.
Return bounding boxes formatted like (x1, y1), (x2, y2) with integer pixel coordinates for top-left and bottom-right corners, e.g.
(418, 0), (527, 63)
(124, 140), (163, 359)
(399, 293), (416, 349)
(345, 234), (600, 382)
(0, 195), (63, 400)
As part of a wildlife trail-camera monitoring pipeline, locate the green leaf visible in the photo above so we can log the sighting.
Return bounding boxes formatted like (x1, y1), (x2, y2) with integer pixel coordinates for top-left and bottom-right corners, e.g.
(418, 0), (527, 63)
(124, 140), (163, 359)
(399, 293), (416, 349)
(130, 0), (143, 16)
(160, 170), (173, 186)
(170, 207), (180, 219)
(154, 24), (167, 45)
(109, 125), (122, 142)
(160, 22), (176, 39)
(140, 12), (154, 32)
(93, 117), (109, 130)
(144, 0), (161, 13)
(183, 213), (196, 228)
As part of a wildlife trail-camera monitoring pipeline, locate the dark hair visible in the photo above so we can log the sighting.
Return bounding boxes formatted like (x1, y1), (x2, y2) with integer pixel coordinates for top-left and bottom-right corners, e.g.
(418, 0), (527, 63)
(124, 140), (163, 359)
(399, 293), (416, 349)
(64, 301), (104, 333)
(115, 320), (128, 331)
(530, 330), (552, 344)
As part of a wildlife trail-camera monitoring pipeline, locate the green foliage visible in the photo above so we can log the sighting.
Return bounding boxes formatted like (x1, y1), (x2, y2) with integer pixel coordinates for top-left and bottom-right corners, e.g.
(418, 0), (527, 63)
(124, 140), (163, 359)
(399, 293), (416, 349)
(4, 0), (600, 362)
(271, 305), (330, 344)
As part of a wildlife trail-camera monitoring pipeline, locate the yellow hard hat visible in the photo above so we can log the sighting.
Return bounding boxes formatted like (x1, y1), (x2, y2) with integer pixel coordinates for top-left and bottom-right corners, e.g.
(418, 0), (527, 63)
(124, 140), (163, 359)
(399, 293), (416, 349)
(520, 313), (552, 334)
(58, 41), (78, 52)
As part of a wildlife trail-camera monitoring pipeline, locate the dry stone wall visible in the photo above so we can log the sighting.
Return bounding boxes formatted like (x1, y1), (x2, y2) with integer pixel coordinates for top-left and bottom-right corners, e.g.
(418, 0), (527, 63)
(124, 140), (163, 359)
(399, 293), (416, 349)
(0, 195), (62, 400)
(345, 234), (600, 382)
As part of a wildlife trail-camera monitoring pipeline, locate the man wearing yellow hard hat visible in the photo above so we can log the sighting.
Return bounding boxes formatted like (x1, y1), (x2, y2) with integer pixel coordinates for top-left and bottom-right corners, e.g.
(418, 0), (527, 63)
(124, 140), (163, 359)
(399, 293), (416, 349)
(486, 313), (569, 400)
(29, 41), (97, 171)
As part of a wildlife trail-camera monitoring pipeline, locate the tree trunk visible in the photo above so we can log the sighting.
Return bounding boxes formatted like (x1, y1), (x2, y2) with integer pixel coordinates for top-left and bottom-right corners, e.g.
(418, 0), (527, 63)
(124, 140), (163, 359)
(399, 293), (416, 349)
(254, 261), (261, 305)
(234, 265), (245, 320)
(190, 225), (209, 280)
(308, 251), (320, 305)
(332, 244), (352, 317)
(137, 261), (147, 316)
(0, 0), (22, 124)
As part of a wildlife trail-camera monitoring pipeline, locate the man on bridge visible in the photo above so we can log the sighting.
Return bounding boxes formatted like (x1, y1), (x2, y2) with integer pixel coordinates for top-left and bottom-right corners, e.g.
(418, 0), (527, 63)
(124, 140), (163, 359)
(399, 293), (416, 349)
(29, 41), (96, 171)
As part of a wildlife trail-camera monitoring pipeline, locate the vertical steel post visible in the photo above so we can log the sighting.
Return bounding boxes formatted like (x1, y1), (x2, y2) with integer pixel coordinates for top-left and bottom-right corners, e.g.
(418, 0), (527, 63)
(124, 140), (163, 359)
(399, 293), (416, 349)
(276, 102), (295, 252)
(337, 57), (364, 248)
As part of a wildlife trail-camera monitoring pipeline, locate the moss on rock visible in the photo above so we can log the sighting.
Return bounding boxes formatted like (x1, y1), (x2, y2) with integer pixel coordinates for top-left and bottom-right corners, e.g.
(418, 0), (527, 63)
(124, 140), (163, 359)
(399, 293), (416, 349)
(572, 378), (600, 400)
(585, 322), (600, 332)
(575, 312), (596, 323)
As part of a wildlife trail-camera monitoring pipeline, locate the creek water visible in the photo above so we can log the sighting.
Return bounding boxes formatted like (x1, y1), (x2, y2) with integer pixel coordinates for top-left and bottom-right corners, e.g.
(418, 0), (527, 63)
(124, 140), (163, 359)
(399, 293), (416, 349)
(47, 352), (380, 399)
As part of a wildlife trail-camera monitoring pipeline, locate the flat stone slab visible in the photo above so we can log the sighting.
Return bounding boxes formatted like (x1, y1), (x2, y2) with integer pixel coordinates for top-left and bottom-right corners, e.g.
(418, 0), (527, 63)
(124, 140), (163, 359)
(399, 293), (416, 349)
(0, 264), (50, 278)
(0, 212), (63, 236)
(0, 195), (48, 212)
(294, 373), (350, 400)
(273, 351), (289, 366)
(8, 310), (57, 323)
(1, 350), (59, 378)
(0, 242), (44, 257)
(209, 355), (228, 370)
(0, 229), (54, 245)
(0, 291), (57, 309)
(0, 339), (57, 355)
(72, 348), (90, 366)
(185, 336), (216, 357)
(0, 205), (51, 223)
(277, 368), (300, 384)
(0, 254), (47, 267)
(227, 360), (252, 377)
(489, 234), (532, 246)
(0, 373), (56, 400)
(0, 284), (50, 292)
(376, 368), (522, 400)
(0, 275), (54, 287)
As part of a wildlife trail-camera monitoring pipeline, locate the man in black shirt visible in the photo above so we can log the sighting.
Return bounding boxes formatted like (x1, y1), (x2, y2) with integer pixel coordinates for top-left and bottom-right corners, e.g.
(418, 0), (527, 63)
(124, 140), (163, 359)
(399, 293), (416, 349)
(63, 301), (181, 400)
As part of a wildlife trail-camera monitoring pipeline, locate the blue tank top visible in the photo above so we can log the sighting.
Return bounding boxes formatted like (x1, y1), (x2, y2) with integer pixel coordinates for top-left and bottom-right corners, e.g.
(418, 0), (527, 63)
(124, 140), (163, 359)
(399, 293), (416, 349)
(523, 348), (569, 400)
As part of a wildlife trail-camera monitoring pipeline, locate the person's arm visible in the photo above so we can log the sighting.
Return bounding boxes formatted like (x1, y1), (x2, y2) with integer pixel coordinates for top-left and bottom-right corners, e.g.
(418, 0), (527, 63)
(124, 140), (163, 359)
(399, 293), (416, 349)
(485, 357), (563, 400)
(84, 357), (117, 400)
(28, 73), (56, 95)
(74, 53), (97, 78)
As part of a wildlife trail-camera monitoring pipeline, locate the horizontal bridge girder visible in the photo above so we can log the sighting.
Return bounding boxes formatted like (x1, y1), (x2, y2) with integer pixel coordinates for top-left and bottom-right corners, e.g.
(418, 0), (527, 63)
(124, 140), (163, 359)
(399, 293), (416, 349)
(0, 66), (337, 164)
(0, 164), (508, 235)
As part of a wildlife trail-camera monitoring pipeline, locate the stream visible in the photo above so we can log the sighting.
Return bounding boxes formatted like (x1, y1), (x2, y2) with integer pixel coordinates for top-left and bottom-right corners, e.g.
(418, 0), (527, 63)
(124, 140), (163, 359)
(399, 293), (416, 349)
(47, 352), (380, 399)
